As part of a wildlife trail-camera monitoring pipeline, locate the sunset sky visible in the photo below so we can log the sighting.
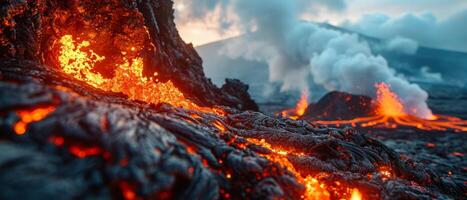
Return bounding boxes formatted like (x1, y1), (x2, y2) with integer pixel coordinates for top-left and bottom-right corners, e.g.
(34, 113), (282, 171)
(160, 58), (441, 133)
(174, 0), (467, 47)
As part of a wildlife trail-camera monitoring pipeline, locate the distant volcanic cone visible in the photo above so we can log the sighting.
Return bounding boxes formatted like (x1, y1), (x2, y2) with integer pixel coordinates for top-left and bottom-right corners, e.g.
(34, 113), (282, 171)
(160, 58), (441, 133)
(301, 91), (374, 121)
(300, 83), (467, 132)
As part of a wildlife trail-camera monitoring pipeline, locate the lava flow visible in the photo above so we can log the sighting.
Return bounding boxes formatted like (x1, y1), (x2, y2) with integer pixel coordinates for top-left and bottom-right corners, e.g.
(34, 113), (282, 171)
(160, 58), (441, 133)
(247, 138), (362, 200)
(58, 35), (220, 114)
(316, 83), (467, 131)
(279, 90), (309, 120)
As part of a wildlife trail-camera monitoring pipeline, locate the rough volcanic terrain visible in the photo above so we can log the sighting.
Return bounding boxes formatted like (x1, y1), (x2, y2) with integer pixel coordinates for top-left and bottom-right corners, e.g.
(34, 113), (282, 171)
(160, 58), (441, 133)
(300, 91), (467, 194)
(0, 0), (465, 200)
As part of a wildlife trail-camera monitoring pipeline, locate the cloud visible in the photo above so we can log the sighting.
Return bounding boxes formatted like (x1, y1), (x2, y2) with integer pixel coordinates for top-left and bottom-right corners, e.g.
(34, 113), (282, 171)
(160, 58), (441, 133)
(217, 0), (434, 118)
(176, 0), (433, 118)
(418, 67), (443, 82)
(384, 37), (419, 55)
(342, 10), (467, 52)
(174, 0), (346, 29)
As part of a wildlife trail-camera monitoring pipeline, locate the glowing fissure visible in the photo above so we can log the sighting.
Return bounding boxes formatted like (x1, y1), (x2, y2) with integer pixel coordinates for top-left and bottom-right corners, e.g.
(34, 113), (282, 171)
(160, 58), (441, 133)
(316, 83), (467, 132)
(247, 138), (361, 200)
(58, 35), (217, 113)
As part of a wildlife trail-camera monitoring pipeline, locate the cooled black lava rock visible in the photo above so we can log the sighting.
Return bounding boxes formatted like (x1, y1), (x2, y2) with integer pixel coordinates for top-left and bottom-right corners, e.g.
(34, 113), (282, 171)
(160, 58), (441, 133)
(0, 0), (465, 199)
(0, 0), (258, 111)
(301, 91), (374, 121)
(0, 63), (465, 199)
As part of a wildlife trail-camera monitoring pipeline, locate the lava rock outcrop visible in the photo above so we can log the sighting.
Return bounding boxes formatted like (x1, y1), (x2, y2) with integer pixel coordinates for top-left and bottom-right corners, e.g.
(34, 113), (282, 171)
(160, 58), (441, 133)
(0, 0), (465, 200)
(0, 60), (465, 199)
(0, 0), (258, 111)
(301, 91), (374, 121)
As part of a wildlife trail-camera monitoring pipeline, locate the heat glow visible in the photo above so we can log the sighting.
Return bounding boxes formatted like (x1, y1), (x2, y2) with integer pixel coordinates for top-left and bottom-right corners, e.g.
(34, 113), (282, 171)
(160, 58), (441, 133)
(58, 35), (219, 114)
(247, 138), (362, 200)
(316, 83), (467, 131)
(57, 34), (365, 199)
(14, 106), (56, 135)
(280, 90), (309, 120)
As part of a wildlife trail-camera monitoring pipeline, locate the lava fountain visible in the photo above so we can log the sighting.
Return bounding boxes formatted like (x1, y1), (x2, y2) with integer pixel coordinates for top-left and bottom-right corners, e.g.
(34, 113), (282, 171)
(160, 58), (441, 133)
(316, 83), (467, 132)
(279, 90), (309, 120)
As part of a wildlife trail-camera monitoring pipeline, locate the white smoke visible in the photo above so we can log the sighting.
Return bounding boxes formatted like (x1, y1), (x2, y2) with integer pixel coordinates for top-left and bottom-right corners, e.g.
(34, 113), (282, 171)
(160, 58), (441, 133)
(384, 36), (419, 55)
(342, 10), (467, 52)
(175, 0), (434, 118)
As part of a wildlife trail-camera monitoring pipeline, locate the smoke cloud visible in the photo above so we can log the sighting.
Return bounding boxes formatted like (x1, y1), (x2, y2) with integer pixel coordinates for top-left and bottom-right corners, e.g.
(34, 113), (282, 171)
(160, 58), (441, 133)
(384, 37), (419, 55)
(342, 10), (467, 52)
(176, 0), (434, 118)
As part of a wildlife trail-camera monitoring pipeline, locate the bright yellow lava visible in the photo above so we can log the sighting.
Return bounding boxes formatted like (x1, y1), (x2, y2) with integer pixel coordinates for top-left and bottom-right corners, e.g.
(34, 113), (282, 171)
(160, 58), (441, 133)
(375, 83), (405, 117)
(58, 35), (219, 114)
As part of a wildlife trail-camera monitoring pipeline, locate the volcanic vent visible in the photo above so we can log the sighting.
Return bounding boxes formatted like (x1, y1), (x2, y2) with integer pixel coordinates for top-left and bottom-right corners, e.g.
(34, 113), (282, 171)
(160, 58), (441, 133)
(0, 1), (465, 200)
(300, 83), (467, 132)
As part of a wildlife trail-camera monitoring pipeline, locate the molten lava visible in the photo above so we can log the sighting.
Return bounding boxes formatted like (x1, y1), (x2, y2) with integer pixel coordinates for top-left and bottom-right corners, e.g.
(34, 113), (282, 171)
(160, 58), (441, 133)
(58, 35), (218, 114)
(280, 90), (309, 120)
(375, 83), (405, 117)
(247, 138), (362, 200)
(350, 188), (362, 200)
(316, 83), (467, 132)
(14, 106), (56, 135)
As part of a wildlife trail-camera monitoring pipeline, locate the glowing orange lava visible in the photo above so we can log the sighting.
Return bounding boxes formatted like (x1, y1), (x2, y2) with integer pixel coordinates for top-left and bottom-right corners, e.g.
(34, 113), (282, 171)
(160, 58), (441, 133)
(69, 145), (103, 158)
(58, 35), (218, 114)
(375, 83), (405, 117)
(350, 188), (362, 200)
(14, 106), (56, 135)
(316, 83), (467, 132)
(280, 90), (309, 120)
(247, 138), (362, 200)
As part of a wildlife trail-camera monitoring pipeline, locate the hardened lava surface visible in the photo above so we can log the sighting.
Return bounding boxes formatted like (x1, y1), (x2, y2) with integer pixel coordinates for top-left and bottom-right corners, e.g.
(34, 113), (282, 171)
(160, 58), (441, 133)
(0, 62), (465, 199)
(0, 0), (465, 199)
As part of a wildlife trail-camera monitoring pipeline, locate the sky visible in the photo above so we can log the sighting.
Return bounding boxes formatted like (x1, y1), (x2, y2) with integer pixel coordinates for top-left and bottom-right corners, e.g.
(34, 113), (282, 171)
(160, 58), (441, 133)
(174, 0), (467, 49)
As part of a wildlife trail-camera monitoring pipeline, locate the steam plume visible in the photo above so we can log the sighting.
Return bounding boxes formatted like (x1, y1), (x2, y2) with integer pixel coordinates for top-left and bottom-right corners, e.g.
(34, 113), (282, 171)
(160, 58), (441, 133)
(176, 0), (434, 118)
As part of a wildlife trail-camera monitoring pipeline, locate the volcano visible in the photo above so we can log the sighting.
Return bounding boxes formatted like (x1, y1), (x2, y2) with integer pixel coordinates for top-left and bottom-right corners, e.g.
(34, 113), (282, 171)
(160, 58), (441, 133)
(301, 91), (374, 121)
(0, 1), (465, 200)
(303, 83), (467, 132)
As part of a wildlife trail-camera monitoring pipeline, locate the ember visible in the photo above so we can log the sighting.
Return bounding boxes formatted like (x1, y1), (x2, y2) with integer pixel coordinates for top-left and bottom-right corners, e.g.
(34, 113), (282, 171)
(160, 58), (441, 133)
(119, 181), (137, 200)
(69, 145), (103, 158)
(14, 106), (56, 135)
(315, 83), (467, 132)
(59, 35), (219, 114)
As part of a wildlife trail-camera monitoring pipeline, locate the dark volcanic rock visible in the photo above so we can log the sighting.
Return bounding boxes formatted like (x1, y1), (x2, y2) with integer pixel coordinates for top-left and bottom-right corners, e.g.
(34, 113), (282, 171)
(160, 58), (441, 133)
(0, 0), (257, 111)
(301, 91), (374, 121)
(0, 1), (465, 200)
(0, 63), (465, 199)
(221, 79), (259, 111)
